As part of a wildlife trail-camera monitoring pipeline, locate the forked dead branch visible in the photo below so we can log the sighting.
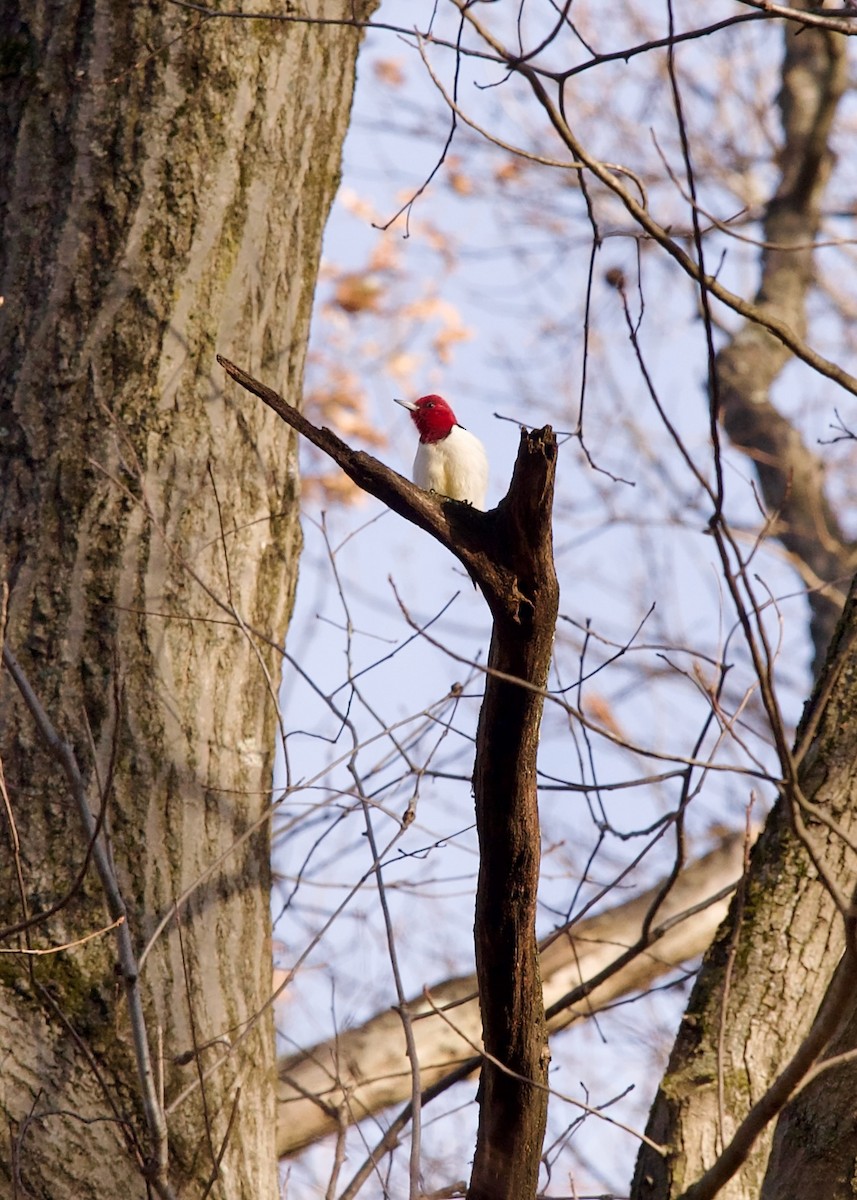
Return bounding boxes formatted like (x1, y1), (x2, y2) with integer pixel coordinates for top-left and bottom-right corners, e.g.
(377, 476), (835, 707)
(218, 354), (559, 1200)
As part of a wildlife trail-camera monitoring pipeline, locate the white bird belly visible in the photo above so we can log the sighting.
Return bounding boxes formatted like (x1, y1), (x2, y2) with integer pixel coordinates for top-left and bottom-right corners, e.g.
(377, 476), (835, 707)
(413, 425), (489, 510)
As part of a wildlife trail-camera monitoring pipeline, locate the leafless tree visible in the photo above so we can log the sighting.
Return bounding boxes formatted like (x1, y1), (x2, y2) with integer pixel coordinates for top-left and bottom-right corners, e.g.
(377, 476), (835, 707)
(4, 2), (857, 1200)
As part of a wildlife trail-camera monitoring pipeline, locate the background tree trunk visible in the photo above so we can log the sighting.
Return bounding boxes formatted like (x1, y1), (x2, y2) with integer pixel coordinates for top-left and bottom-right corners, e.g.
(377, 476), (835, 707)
(714, 6), (853, 674)
(0, 2), (372, 1196)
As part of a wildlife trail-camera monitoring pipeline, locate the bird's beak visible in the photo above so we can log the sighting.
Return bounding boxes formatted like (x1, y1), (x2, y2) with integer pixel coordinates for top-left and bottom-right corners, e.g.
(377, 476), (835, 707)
(394, 397), (418, 412)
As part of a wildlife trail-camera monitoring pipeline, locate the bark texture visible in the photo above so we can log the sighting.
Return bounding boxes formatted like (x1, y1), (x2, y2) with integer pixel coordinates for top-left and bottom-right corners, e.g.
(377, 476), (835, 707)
(632, 572), (857, 1200)
(715, 7), (853, 672)
(761, 997), (857, 1200)
(468, 427), (557, 1200)
(0, 3), (372, 1197)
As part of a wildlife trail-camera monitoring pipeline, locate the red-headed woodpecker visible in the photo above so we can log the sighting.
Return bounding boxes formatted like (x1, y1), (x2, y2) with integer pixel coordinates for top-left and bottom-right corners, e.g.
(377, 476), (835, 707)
(395, 394), (489, 510)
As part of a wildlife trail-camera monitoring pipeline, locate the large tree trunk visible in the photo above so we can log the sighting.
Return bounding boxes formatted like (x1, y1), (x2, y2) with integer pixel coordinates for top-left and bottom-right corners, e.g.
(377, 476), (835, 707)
(0, 3), (372, 1196)
(760, 985), (857, 1200)
(631, 571), (857, 1200)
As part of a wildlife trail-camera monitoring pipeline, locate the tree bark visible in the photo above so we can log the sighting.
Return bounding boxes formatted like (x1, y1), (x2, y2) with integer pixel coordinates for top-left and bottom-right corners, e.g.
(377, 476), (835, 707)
(632, 570), (857, 1200)
(0, 3), (372, 1197)
(467, 427), (558, 1200)
(761, 994), (857, 1200)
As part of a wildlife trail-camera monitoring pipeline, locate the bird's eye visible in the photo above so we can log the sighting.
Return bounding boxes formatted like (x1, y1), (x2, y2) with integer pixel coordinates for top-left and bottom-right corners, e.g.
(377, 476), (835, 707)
(426, 402), (434, 409)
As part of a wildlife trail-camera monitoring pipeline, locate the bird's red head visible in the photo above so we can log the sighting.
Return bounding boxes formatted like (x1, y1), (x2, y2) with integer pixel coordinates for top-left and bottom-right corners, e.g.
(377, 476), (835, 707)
(402, 394), (458, 444)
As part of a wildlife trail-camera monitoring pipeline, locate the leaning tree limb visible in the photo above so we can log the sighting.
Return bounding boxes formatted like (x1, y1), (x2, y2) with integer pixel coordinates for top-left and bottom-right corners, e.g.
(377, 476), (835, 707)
(277, 832), (749, 1156)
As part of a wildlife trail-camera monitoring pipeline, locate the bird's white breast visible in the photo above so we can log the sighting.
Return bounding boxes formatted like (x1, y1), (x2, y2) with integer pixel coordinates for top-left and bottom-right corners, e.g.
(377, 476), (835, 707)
(413, 424), (489, 510)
